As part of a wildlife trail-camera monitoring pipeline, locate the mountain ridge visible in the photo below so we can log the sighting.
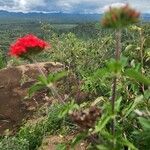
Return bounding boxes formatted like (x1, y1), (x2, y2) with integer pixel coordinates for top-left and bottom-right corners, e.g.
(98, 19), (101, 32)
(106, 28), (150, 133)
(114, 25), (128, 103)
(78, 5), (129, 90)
(0, 10), (149, 23)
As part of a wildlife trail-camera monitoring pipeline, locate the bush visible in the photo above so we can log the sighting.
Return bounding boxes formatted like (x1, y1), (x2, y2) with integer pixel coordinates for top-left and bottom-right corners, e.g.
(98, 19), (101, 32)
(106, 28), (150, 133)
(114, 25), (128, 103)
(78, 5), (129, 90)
(17, 103), (69, 150)
(0, 137), (29, 150)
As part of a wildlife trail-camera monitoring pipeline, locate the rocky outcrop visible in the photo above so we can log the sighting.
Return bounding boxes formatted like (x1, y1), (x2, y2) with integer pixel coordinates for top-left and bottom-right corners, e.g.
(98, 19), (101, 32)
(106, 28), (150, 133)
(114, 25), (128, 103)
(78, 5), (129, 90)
(0, 62), (64, 134)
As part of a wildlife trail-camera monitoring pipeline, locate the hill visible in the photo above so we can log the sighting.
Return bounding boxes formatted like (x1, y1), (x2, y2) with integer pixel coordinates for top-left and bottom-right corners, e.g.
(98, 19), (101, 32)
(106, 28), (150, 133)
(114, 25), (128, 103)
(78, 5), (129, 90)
(0, 10), (101, 23)
(0, 10), (150, 23)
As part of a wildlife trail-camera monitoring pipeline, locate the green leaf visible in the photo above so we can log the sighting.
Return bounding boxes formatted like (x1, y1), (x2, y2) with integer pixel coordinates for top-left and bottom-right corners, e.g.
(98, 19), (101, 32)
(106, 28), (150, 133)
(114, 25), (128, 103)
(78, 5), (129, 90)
(125, 44), (134, 51)
(124, 69), (150, 86)
(120, 56), (128, 68)
(138, 117), (150, 130)
(123, 95), (143, 117)
(28, 83), (45, 97)
(119, 138), (138, 150)
(56, 143), (67, 150)
(71, 133), (87, 148)
(58, 101), (79, 118)
(93, 68), (109, 79)
(144, 90), (150, 99)
(107, 59), (122, 74)
(115, 97), (122, 113)
(37, 75), (48, 85)
(47, 71), (67, 83)
(96, 145), (109, 150)
(95, 115), (112, 133)
(52, 71), (67, 82)
(145, 48), (150, 57)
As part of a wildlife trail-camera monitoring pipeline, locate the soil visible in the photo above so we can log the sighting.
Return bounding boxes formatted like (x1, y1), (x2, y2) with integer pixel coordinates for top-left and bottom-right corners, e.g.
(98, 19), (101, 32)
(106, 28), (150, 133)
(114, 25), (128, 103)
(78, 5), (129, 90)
(39, 135), (87, 150)
(0, 62), (64, 135)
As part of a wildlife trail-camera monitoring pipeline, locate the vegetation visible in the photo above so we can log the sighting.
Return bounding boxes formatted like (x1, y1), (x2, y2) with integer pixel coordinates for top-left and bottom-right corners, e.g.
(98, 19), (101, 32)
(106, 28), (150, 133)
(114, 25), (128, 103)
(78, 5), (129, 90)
(0, 7), (150, 150)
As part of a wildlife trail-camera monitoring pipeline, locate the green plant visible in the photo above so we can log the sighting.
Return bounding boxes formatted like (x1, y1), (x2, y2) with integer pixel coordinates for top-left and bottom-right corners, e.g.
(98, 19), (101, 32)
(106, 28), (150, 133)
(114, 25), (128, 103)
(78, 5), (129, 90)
(0, 137), (29, 150)
(17, 103), (69, 150)
(55, 5), (150, 150)
(0, 51), (6, 69)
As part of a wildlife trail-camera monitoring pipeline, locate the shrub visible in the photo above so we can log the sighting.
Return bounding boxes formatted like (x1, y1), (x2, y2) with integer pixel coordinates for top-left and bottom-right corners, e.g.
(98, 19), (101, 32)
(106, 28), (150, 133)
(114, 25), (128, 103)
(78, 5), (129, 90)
(0, 137), (29, 150)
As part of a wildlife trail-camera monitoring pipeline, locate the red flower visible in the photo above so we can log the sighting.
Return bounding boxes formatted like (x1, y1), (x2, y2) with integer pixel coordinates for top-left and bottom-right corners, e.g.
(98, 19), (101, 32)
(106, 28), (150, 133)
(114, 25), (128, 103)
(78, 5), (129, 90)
(9, 34), (50, 57)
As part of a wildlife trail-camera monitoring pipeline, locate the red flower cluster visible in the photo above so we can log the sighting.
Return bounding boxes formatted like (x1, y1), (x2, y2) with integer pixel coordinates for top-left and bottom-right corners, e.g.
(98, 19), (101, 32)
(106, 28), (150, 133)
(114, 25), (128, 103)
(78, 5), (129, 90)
(101, 4), (140, 28)
(9, 34), (49, 57)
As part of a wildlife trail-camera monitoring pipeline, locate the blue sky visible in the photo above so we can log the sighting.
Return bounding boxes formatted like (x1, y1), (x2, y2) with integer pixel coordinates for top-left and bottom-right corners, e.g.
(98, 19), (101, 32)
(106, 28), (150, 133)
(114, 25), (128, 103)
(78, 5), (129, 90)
(0, 0), (149, 13)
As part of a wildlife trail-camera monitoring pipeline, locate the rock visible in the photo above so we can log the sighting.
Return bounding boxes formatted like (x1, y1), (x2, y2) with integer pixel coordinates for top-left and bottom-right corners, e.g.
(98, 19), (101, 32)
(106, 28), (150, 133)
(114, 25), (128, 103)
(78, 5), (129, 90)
(0, 62), (64, 135)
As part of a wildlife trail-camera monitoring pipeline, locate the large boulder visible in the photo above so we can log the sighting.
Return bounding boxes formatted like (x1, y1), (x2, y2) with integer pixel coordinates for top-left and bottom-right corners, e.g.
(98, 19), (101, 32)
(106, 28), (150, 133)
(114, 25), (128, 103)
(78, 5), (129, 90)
(0, 62), (63, 135)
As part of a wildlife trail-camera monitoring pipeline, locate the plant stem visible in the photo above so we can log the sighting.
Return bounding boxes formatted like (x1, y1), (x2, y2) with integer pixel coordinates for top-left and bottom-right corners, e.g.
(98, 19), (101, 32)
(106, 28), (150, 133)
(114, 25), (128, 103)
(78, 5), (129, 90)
(28, 56), (64, 104)
(111, 29), (122, 138)
(115, 29), (121, 61)
(139, 29), (145, 93)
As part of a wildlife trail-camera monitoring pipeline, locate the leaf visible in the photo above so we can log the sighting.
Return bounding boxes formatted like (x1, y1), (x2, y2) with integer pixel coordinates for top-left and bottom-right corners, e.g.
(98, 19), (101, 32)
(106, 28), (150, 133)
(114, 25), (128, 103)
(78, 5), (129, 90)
(120, 56), (128, 68)
(71, 133), (87, 148)
(47, 71), (67, 83)
(56, 143), (67, 150)
(145, 48), (150, 57)
(37, 75), (48, 85)
(119, 138), (138, 150)
(144, 90), (150, 99)
(125, 44), (134, 52)
(123, 95), (143, 117)
(93, 68), (109, 78)
(138, 117), (150, 130)
(115, 97), (122, 113)
(124, 69), (150, 86)
(95, 115), (112, 133)
(28, 83), (45, 97)
(107, 59), (122, 74)
(96, 145), (109, 150)
(52, 71), (67, 82)
(58, 101), (79, 118)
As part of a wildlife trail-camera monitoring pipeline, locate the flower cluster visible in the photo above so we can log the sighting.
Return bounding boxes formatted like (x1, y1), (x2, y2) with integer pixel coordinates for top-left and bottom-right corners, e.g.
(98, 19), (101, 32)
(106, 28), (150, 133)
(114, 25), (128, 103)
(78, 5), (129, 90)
(70, 106), (101, 130)
(101, 4), (140, 28)
(9, 34), (49, 57)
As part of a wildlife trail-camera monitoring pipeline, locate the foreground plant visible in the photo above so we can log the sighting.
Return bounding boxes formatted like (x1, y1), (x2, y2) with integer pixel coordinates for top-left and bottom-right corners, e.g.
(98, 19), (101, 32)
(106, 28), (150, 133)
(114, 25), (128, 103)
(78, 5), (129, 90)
(58, 4), (150, 150)
(9, 34), (65, 102)
(101, 4), (140, 28)
(101, 4), (140, 138)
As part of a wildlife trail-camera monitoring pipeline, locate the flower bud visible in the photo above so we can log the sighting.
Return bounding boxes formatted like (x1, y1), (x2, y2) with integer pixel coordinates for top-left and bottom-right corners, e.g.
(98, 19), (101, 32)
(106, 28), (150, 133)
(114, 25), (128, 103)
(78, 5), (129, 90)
(101, 4), (140, 28)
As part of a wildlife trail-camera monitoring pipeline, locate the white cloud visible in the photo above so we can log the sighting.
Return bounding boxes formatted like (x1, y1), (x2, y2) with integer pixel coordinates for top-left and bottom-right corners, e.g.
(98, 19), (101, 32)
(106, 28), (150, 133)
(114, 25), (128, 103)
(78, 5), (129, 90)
(0, 0), (149, 13)
(13, 0), (46, 12)
(103, 3), (126, 12)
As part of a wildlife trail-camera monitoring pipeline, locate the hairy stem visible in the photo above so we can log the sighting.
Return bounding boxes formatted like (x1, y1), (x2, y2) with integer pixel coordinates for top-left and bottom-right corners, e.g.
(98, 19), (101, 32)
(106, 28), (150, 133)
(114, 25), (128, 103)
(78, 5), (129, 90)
(139, 29), (145, 93)
(111, 29), (121, 138)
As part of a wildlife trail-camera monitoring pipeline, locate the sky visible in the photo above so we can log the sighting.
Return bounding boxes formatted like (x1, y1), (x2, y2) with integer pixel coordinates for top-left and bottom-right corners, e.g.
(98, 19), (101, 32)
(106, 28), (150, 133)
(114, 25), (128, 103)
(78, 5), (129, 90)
(0, 0), (149, 14)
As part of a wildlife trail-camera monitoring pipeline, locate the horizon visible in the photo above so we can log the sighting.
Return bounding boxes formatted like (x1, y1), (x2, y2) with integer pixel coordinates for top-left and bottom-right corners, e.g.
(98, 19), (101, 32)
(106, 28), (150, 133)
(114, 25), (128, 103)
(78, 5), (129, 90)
(0, 9), (150, 15)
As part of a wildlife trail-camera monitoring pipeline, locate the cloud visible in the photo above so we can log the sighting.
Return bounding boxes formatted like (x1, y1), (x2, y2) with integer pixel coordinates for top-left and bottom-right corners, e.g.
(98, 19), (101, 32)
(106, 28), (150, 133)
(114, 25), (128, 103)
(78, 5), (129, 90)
(0, 0), (149, 13)
(103, 3), (126, 12)
(0, 0), (46, 12)
(14, 0), (46, 12)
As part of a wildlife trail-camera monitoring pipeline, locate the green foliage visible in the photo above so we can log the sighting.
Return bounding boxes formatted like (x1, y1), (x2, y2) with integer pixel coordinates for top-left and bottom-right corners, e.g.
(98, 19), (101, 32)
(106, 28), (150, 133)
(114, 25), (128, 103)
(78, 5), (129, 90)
(0, 137), (29, 150)
(125, 69), (150, 85)
(132, 115), (150, 150)
(58, 100), (79, 118)
(18, 122), (46, 150)
(0, 51), (6, 69)
(29, 71), (67, 97)
(17, 103), (69, 150)
(71, 132), (87, 148)
(1, 19), (150, 150)
(56, 143), (67, 150)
